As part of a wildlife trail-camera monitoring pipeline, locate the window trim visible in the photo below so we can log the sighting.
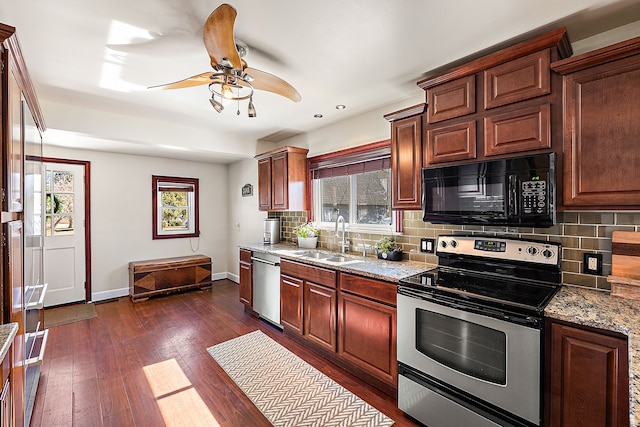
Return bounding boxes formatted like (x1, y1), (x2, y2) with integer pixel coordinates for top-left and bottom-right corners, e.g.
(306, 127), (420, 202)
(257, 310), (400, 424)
(152, 175), (200, 240)
(307, 139), (402, 232)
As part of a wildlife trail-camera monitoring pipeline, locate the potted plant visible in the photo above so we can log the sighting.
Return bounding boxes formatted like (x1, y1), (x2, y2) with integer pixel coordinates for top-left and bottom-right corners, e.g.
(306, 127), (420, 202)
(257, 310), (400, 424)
(295, 222), (319, 248)
(375, 237), (403, 261)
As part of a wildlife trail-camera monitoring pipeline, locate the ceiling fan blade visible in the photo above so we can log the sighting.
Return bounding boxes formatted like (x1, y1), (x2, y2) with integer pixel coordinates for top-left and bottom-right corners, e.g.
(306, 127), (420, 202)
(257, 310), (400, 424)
(203, 4), (242, 70)
(148, 72), (213, 90)
(245, 67), (301, 102)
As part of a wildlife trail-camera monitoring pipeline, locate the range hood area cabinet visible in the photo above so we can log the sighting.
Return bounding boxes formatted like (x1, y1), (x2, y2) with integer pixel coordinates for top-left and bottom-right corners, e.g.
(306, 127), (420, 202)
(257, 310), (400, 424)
(417, 27), (571, 166)
(255, 146), (309, 212)
(551, 35), (640, 209)
(384, 104), (425, 210)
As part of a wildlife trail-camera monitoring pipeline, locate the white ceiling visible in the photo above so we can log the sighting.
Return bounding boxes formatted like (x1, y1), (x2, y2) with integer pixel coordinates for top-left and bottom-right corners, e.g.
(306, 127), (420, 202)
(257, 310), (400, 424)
(1, 0), (639, 163)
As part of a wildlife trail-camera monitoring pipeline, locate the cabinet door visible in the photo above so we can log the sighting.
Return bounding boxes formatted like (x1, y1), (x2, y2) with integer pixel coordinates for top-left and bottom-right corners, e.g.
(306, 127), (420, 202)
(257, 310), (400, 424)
(6, 67), (23, 213)
(391, 115), (422, 209)
(337, 291), (396, 386)
(304, 282), (336, 352)
(270, 152), (288, 210)
(425, 120), (477, 165)
(427, 75), (475, 123)
(547, 321), (628, 427)
(257, 157), (272, 211)
(483, 103), (551, 156)
(239, 260), (252, 307)
(5, 221), (24, 427)
(484, 49), (551, 109)
(280, 274), (303, 334)
(561, 54), (640, 207)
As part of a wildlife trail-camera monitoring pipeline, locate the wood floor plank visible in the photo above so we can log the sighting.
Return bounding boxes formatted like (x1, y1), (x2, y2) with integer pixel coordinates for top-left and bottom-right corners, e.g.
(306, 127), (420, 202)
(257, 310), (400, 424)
(30, 280), (420, 427)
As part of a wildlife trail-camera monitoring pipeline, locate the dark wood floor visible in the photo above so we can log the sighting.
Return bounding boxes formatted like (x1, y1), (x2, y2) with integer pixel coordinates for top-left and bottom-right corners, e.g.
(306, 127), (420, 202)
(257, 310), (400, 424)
(30, 280), (421, 426)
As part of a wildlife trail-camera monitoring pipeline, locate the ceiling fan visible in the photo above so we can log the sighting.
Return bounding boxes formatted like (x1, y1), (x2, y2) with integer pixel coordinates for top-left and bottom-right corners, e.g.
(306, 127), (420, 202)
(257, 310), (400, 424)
(150, 3), (301, 117)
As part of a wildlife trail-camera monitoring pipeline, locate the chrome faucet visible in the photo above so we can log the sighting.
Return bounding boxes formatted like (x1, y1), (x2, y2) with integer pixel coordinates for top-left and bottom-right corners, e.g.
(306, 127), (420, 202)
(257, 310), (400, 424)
(334, 215), (349, 253)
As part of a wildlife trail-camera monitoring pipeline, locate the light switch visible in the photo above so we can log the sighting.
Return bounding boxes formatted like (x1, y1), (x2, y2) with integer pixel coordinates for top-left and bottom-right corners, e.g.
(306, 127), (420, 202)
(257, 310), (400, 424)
(420, 238), (435, 253)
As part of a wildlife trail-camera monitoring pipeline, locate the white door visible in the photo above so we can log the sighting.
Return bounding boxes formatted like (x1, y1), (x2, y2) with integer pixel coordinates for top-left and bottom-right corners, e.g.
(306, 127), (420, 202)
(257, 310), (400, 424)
(43, 162), (86, 306)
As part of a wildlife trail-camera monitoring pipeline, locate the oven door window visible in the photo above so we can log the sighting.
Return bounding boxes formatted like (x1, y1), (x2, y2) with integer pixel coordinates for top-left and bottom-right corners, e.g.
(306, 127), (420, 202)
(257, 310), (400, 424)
(416, 308), (506, 385)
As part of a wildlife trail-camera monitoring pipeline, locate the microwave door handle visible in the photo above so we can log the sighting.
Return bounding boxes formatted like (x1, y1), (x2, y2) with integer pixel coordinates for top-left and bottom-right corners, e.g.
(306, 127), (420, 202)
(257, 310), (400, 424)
(508, 175), (518, 216)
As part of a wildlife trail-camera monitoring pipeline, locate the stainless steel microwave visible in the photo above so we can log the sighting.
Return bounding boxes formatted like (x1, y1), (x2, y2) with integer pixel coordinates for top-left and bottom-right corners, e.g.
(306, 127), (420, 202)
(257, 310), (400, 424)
(422, 153), (556, 227)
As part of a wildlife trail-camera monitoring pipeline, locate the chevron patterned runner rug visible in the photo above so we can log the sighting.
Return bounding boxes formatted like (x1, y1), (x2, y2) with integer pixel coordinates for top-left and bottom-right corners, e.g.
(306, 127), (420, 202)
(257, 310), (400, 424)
(207, 330), (395, 427)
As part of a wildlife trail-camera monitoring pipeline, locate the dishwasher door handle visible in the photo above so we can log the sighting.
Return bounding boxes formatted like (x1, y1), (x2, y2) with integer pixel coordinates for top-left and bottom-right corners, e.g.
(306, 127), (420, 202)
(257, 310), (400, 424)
(251, 256), (280, 267)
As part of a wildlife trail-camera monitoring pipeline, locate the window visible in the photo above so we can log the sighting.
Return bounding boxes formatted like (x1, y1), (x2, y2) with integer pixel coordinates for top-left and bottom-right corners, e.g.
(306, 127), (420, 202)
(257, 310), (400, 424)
(309, 141), (395, 231)
(45, 169), (74, 236)
(152, 175), (200, 239)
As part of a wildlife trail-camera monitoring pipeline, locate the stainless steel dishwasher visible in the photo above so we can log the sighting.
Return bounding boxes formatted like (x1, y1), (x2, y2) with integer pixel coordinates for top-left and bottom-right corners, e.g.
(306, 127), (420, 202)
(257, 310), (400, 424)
(250, 252), (282, 328)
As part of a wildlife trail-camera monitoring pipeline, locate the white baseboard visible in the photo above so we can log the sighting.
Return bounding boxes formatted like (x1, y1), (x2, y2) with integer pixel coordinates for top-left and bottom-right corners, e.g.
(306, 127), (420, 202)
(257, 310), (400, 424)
(90, 272), (238, 302)
(91, 287), (129, 302)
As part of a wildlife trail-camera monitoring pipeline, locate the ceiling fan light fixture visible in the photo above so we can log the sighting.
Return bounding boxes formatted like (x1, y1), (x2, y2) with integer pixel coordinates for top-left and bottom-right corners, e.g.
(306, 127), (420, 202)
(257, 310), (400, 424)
(210, 96), (224, 113)
(221, 83), (234, 99)
(248, 97), (256, 118)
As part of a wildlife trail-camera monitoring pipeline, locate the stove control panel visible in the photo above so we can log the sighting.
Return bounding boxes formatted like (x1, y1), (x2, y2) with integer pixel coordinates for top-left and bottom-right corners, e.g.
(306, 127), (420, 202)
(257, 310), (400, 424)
(437, 235), (560, 265)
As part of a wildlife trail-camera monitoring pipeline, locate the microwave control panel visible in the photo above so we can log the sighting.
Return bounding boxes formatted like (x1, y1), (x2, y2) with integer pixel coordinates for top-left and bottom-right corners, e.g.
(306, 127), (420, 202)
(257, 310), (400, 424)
(521, 180), (548, 215)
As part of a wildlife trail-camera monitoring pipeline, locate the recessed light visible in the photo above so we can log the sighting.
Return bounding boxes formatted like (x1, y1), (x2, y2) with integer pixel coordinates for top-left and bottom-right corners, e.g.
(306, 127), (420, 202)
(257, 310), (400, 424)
(314, 114), (323, 119)
(335, 104), (346, 110)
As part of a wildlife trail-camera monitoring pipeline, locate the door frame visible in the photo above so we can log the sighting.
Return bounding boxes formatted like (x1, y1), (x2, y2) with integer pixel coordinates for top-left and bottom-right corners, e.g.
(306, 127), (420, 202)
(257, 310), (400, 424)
(40, 157), (92, 302)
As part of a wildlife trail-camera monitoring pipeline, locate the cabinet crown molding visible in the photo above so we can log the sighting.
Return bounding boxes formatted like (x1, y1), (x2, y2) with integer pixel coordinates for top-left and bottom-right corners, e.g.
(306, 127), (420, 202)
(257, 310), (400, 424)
(417, 27), (571, 90)
(254, 145), (309, 160)
(383, 103), (426, 122)
(551, 35), (640, 74)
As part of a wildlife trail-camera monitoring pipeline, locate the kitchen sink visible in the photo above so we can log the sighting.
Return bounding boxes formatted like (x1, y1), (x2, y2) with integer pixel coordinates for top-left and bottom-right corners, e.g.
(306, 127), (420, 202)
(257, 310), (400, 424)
(294, 251), (362, 264)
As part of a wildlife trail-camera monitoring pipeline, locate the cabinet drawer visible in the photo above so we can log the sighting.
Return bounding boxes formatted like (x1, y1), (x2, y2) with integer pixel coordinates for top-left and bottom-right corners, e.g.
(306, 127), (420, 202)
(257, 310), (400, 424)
(338, 273), (396, 306)
(425, 120), (477, 165)
(281, 259), (336, 288)
(484, 103), (551, 156)
(484, 49), (551, 109)
(427, 75), (475, 123)
(240, 249), (252, 263)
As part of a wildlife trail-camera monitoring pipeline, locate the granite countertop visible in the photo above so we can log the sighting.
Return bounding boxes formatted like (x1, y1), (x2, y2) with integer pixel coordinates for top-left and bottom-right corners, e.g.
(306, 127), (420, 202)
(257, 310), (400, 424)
(0, 323), (18, 362)
(239, 242), (435, 283)
(545, 286), (640, 426)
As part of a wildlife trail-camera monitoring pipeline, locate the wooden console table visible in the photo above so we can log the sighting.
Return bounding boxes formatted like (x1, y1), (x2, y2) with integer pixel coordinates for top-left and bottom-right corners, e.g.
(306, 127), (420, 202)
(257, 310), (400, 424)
(129, 255), (213, 302)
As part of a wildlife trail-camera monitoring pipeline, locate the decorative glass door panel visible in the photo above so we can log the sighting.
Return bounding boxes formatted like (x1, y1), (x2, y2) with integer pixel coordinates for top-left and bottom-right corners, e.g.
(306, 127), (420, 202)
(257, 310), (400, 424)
(45, 170), (75, 236)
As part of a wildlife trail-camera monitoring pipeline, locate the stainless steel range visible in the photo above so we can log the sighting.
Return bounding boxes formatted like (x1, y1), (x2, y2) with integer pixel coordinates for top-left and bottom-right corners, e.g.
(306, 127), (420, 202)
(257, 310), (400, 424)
(397, 235), (561, 427)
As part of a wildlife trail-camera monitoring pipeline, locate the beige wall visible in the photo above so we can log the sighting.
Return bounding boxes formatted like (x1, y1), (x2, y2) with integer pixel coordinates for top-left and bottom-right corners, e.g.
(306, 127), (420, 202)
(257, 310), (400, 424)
(44, 145), (229, 301)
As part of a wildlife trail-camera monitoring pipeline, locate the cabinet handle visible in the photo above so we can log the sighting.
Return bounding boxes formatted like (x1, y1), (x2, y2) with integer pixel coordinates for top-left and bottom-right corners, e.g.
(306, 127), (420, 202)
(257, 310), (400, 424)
(26, 283), (48, 310)
(25, 329), (49, 367)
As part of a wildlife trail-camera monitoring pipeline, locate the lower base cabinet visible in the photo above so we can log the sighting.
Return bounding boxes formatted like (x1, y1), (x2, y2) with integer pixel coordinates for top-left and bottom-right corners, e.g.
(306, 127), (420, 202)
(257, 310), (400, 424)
(280, 260), (397, 396)
(239, 249), (253, 307)
(545, 319), (629, 427)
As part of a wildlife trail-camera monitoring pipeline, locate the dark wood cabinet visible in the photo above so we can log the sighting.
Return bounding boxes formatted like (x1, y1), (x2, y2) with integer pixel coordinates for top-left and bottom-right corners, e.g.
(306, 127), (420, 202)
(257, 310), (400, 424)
(239, 249), (253, 307)
(551, 36), (640, 209)
(280, 273), (303, 334)
(304, 282), (336, 352)
(545, 319), (629, 427)
(254, 146), (308, 211)
(418, 27), (570, 167)
(280, 259), (336, 339)
(338, 273), (397, 390)
(280, 261), (396, 396)
(1, 24), (47, 427)
(128, 255), (212, 301)
(384, 104), (425, 210)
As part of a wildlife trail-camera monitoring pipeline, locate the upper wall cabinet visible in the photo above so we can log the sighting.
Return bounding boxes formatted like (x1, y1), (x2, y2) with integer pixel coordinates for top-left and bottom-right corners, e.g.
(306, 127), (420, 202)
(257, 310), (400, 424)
(418, 27), (571, 167)
(551, 36), (640, 209)
(384, 104), (425, 210)
(255, 146), (309, 212)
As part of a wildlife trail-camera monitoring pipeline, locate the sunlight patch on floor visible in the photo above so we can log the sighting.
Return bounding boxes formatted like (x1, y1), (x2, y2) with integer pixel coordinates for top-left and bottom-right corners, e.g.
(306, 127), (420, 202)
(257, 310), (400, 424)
(143, 358), (219, 426)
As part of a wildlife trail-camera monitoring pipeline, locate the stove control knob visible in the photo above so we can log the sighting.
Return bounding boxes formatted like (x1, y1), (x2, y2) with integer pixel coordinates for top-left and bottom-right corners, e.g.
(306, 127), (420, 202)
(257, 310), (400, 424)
(450, 240), (458, 248)
(527, 246), (538, 256)
(542, 249), (554, 259)
(440, 241), (448, 249)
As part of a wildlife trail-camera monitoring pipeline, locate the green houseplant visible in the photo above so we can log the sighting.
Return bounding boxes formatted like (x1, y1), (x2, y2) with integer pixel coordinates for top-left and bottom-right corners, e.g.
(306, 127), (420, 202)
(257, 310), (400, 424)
(295, 222), (319, 248)
(374, 237), (403, 261)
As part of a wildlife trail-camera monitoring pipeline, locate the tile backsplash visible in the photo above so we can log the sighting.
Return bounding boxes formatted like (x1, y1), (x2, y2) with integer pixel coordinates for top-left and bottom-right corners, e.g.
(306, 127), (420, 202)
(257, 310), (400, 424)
(269, 210), (640, 291)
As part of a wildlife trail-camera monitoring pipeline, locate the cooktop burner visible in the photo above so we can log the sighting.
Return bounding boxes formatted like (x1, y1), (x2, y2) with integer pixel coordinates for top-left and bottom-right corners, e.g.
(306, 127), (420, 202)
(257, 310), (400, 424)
(398, 235), (562, 318)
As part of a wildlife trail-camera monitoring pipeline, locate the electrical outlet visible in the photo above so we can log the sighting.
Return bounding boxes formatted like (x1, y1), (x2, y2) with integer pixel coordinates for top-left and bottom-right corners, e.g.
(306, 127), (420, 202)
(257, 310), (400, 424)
(583, 253), (603, 275)
(420, 238), (435, 253)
